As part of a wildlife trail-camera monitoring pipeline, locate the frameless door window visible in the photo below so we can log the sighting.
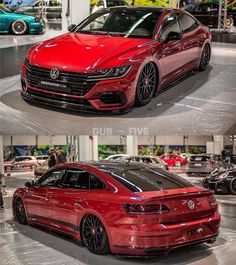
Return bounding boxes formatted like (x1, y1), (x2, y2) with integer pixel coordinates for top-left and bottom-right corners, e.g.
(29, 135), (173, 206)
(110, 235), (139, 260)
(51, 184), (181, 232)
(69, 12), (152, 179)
(39, 169), (65, 187)
(160, 13), (181, 41)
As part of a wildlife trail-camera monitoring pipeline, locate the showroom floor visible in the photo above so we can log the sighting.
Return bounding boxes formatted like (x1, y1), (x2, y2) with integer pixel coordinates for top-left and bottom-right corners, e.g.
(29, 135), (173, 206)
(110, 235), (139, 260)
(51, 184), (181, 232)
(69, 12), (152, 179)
(0, 40), (236, 135)
(1, 171), (236, 265)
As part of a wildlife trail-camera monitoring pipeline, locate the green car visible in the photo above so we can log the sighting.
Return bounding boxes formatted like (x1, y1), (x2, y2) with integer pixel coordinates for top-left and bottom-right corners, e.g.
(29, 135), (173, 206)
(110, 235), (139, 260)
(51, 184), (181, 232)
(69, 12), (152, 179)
(0, 6), (43, 35)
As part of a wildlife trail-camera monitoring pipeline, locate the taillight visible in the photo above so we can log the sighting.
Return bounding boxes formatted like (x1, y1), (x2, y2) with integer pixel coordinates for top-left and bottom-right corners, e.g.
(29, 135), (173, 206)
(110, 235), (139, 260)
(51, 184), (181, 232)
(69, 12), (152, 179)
(123, 203), (170, 215)
(208, 195), (217, 206)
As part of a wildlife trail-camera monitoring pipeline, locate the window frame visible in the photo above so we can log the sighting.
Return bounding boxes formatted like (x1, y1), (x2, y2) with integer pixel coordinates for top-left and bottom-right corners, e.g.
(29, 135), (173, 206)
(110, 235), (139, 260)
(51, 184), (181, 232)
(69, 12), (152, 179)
(177, 13), (199, 35)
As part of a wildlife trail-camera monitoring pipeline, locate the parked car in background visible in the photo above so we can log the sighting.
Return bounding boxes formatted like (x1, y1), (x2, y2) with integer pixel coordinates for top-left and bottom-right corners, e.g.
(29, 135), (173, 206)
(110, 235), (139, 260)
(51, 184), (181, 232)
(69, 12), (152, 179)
(0, 6), (43, 34)
(183, 3), (236, 29)
(180, 153), (191, 161)
(13, 161), (220, 256)
(16, 0), (62, 20)
(92, 0), (129, 13)
(22, 7), (212, 113)
(4, 156), (38, 170)
(187, 154), (226, 176)
(104, 154), (129, 160)
(36, 155), (48, 165)
(34, 161), (48, 177)
(159, 154), (187, 167)
(203, 168), (236, 194)
(124, 155), (169, 170)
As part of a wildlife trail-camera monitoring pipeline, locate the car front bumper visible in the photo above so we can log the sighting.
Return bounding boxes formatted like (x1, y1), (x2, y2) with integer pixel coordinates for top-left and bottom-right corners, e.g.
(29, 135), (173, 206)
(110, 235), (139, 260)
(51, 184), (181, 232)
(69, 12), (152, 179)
(21, 62), (139, 113)
(29, 22), (43, 34)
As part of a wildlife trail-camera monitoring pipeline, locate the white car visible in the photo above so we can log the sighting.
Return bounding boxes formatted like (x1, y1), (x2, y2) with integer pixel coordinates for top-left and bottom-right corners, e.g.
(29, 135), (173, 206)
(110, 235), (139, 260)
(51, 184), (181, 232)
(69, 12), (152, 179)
(92, 0), (129, 13)
(36, 155), (48, 165)
(104, 154), (130, 160)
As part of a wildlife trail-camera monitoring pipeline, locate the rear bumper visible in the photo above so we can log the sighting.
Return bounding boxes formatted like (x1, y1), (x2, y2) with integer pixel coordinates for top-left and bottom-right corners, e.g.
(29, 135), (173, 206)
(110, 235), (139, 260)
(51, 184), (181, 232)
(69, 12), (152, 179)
(109, 211), (220, 255)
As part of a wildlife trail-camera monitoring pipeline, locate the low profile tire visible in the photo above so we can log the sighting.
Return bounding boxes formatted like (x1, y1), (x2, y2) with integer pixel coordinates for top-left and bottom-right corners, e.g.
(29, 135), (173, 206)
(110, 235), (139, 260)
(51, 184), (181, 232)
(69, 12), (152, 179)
(225, 17), (234, 29)
(81, 214), (110, 255)
(229, 178), (236, 195)
(13, 197), (28, 225)
(11, 20), (28, 35)
(198, 44), (210, 72)
(135, 62), (157, 106)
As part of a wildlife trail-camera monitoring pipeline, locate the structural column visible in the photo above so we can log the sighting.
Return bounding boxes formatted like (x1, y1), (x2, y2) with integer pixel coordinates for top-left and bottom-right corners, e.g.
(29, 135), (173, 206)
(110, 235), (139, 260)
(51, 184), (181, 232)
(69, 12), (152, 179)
(126, 136), (138, 156)
(0, 136), (6, 186)
(79, 136), (98, 161)
(62, 0), (90, 32)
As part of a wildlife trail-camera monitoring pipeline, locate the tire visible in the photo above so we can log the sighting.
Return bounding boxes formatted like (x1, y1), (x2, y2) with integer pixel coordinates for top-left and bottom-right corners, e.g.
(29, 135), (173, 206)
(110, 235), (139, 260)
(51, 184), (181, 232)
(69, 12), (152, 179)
(81, 214), (110, 255)
(229, 178), (236, 195)
(225, 17), (234, 29)
(13, 197), (28, 225)
(198, 44), (211, 72)
(135, 63), (157, 106)
(11, 20), (28, 35)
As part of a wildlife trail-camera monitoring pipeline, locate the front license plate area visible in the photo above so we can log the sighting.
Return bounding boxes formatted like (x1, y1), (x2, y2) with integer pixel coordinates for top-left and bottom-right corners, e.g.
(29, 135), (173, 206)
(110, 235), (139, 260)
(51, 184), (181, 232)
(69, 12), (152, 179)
(39, 80), (71, 93)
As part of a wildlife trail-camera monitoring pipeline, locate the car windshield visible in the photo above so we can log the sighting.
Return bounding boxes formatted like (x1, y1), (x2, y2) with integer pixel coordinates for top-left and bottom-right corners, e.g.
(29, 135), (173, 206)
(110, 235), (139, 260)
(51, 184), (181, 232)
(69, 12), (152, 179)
(75, 9), (160, 39)
(15, 157), (32, 162)
(106, 168), (193, 192)
(0, 7), (12, 13)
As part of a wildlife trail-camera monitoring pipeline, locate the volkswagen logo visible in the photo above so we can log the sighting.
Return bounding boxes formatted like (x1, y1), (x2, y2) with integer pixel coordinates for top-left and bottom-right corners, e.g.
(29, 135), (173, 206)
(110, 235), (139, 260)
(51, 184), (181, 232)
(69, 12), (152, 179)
(188, 200), (195, 210)
(50, 68), (60, 80)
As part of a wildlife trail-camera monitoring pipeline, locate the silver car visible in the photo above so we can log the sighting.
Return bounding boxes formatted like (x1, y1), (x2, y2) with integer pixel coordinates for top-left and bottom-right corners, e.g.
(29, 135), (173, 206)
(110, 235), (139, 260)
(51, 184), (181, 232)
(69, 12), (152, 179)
(187, 154), (226, 176)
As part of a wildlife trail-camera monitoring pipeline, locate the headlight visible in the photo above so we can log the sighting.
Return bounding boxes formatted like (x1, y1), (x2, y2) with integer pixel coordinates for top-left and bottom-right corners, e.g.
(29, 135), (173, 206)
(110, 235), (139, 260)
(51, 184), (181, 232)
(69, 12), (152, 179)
(88, 66), (132, 80)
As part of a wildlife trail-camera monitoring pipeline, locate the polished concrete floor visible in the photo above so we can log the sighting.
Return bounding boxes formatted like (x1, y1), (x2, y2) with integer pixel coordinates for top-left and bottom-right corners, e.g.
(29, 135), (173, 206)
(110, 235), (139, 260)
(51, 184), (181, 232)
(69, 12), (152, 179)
(0, 42), (236, 135)
(1, 171), (236, 265)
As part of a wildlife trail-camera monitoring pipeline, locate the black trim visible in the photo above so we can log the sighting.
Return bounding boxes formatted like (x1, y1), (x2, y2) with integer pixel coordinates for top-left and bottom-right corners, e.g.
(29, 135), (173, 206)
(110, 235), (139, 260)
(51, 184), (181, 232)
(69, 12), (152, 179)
(28, 213), (79, 231)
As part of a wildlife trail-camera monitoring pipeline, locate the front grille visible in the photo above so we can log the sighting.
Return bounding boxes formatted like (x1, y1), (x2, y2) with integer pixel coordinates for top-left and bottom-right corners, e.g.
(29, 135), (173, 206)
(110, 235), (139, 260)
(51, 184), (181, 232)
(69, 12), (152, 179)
(25, 60), (97, 96)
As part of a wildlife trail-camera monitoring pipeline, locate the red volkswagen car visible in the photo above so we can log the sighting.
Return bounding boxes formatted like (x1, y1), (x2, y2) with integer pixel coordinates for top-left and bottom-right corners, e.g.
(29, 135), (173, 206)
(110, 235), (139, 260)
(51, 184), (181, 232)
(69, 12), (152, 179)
(13, 161), (220, 256)
(21, 7), (211, 113)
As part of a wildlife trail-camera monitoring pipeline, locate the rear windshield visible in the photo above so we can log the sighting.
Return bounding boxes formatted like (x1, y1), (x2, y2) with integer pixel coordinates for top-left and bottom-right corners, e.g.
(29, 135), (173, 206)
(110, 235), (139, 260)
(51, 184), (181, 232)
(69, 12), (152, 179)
(105, 168), (193, 192)
(190, 156), (210, 162)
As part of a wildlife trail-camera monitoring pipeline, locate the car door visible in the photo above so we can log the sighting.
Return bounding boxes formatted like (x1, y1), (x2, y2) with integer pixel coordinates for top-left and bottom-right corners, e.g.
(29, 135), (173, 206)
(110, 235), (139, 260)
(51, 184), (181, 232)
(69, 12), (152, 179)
(177, 13), (202, 64)
(24, 168), (66, 226)
(157, 13), (184, 85)
(51, 168), (105, 234)
(0, 9), (8, 32)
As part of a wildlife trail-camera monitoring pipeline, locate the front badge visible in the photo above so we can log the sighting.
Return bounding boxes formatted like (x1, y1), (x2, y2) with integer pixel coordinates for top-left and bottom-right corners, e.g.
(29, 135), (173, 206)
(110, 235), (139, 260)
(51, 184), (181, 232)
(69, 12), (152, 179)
(50, 68), (60, 80)
(188, 200), (195, 210)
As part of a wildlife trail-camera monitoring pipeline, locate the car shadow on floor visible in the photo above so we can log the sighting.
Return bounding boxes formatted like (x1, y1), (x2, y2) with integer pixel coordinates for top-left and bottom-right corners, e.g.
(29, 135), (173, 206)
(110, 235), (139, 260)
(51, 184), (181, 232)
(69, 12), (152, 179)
(6, 219), (223, 265)
(1, 66), (214, 119)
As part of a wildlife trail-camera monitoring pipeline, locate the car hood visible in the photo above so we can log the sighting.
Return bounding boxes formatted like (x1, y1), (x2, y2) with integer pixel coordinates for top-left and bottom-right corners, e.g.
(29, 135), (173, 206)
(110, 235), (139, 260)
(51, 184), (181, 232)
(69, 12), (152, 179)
(28, 33), (152, 72)
(8, 12), (35, 20)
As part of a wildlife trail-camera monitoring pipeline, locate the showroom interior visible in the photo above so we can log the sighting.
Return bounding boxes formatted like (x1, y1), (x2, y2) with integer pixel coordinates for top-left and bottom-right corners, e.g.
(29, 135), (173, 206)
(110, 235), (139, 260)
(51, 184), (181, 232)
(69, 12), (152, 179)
(0, 0), (236, 264)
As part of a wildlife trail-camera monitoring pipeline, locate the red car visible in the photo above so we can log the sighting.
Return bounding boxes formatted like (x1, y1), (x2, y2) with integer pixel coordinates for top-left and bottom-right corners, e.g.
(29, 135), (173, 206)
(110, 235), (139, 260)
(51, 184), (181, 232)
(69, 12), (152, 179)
(13, 161), (220, 256)
(4, 156), (38, 170)
(160, 154), (188, 167)
(21, 7), (211, 113)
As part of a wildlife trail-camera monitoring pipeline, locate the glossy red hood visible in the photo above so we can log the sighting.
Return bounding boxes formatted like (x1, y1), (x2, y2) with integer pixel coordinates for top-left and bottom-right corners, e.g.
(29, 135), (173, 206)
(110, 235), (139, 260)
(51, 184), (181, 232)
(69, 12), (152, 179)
(28, 33), (151, 72)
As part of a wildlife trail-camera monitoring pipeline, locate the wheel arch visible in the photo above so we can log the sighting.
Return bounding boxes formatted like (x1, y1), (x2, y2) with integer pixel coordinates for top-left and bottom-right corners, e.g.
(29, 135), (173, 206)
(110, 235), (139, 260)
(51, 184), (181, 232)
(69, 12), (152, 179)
(9, 19), (29, 34)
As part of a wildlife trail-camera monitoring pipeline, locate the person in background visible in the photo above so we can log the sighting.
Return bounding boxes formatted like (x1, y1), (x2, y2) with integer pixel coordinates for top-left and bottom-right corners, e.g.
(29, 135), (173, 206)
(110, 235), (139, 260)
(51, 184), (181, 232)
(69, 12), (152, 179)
(0, 175), (4, 210)
(48, 148), (57, 168)
(56, 147), (67, 164)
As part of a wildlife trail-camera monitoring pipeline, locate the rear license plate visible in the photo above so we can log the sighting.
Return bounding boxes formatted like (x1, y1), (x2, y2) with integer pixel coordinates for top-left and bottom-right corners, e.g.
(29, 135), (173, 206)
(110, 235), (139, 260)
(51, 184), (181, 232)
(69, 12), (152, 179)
(194, 163), (202, 167)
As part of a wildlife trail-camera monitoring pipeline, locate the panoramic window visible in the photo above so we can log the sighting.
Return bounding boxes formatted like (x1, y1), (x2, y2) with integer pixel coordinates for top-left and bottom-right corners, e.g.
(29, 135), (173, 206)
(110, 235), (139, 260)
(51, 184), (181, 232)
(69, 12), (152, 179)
(75, 9), (160, 38)
(108, 168), (193, 192)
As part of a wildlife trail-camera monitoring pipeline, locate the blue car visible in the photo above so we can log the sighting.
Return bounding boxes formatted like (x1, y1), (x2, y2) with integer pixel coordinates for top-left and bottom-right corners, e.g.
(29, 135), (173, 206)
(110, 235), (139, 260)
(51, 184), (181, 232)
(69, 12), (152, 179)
(0, 6), (43, 34)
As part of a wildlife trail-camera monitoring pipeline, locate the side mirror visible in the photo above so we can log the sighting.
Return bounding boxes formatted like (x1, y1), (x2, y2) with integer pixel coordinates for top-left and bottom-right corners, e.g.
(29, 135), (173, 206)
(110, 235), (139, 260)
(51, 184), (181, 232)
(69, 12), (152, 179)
(25, 181), (35, 188)
(68, 24), (76, 32)
(165, 32), (181, 42)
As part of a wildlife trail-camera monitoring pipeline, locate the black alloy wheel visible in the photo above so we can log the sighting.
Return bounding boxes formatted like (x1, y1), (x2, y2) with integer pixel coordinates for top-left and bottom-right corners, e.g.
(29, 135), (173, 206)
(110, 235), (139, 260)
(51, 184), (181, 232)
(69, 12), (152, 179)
(199, 44), (210, 71)
(135, 63), (157, 106)
(229, 178), (236, 195)
(13, 198), (28, 225)
(81, 214), (110, 255)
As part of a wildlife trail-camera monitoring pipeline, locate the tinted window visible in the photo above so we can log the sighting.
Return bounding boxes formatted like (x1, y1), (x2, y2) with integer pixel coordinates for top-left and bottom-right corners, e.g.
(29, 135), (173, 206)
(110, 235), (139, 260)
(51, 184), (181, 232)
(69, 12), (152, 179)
(77, 9), (160, 39)
(39, 169), (65, 187)
(160, 13), (180, 41)
(177, 14), (198, 33)
(15, 157), (33, 162)
(108, 168), (193, 192)
(63, 170), (104, 190)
